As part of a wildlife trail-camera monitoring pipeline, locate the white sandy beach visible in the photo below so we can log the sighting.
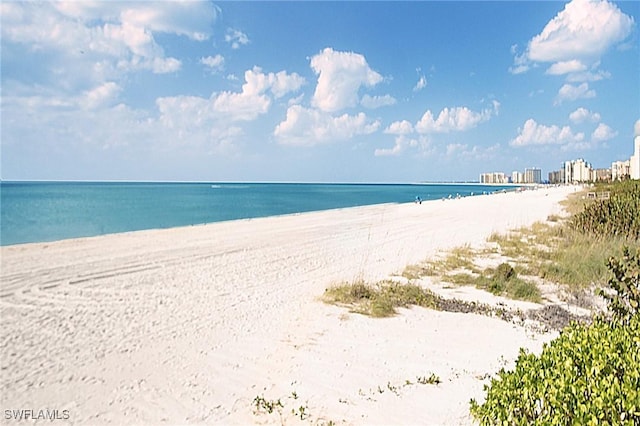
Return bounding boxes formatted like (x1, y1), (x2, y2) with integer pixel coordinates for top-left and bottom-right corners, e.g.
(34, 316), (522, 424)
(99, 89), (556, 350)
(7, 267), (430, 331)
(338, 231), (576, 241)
(1, 186), (577, 425)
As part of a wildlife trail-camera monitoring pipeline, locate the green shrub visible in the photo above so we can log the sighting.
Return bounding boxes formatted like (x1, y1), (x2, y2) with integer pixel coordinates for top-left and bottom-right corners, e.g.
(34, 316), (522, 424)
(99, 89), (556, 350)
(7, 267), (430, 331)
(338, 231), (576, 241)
(495, 263), (515, 281)
(599, 247), (640, 323)
(470, 316), (640, 425)
(509, 278), (541, 302)
(470, 249), (640, 425)
(571, 181), (640, 240)
(477, 263), (541, 303)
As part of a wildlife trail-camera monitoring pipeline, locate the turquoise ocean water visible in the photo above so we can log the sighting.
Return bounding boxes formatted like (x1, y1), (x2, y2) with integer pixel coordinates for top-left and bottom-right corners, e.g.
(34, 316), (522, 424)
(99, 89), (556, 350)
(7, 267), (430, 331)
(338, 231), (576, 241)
(0, 182), (515, 246)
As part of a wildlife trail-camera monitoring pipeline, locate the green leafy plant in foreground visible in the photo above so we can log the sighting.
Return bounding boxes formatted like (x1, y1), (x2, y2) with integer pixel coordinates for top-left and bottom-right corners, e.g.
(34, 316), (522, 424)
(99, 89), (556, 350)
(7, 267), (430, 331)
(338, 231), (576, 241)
(471, 316), (640, 425)
(470, 249), (640, 425)
(599, 246), (640, 323)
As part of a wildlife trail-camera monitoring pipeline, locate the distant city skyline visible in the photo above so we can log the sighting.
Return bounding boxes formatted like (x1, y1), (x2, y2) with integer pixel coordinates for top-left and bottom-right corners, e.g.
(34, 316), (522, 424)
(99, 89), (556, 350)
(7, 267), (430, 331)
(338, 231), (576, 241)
(1, 1), (639, 182)
(485, 113), (640, 184)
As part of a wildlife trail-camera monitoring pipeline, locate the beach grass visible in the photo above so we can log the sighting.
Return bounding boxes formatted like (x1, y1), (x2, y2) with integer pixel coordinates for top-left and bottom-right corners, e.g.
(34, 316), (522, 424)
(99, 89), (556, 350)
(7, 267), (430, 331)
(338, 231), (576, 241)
(401, 242), (543, 303)
(489, 219), (639, 291)
(441, 263), (541, 303)
(401, 263), (437, 280)
(559, 188), (591, 216)
(440, 245), (480, 272)
(399, 184), (639, 305)
(323, 280), (439, 317)
(402, 244), (481, 280)
(440, 272), (476, 286)
(323, 278), (538, 321)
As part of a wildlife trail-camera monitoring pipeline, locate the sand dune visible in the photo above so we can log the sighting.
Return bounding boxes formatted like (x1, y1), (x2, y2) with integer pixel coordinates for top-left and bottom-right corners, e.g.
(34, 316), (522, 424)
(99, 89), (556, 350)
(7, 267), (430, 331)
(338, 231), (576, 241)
(1, 186), (576, 424)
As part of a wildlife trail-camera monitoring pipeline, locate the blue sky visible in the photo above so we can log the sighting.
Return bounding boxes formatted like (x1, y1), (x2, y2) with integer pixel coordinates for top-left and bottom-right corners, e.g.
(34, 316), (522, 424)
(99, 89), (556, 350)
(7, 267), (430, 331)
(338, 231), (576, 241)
(1, 0), (638, 182)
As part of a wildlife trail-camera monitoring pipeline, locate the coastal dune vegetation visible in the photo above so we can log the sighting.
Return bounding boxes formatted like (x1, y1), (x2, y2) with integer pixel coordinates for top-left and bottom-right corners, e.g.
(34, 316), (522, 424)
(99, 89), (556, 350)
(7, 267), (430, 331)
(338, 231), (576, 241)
(323, 180), (640, 424)
(470, 246), (640, 425)
(470, 180), (640, 425)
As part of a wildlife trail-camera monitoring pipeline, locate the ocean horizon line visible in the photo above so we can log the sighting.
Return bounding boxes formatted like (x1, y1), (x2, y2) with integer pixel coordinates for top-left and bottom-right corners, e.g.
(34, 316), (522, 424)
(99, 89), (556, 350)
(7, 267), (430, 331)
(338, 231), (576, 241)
(1, 179), (531, 186)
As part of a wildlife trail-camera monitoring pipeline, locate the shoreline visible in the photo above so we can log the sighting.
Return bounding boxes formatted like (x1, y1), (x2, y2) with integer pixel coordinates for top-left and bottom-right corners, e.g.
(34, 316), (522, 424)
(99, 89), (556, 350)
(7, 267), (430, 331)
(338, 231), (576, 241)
(1, 186), (575, 424)
(1, 201), (404, 249)
(0, 183), (525, 248)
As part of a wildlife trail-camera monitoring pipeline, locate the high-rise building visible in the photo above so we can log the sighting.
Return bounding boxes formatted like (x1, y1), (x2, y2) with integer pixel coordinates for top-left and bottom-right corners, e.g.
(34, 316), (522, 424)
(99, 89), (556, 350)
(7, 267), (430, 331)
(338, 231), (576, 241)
(524, 168), (542, 184)
(564, 159), (594, 183)
(512, 171), (524, 184)
(564, 161), (572, 184)
(480, 172), (507, 184)
(548, 169), (565, 184)
(612, 160), (630, 181)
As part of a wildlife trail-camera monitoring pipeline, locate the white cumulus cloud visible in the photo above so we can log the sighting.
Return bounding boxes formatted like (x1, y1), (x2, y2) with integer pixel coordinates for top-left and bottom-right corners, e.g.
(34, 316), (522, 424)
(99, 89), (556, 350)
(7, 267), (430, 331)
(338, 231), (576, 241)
(444, 143), (500, 161)
(565, 69), (611, 83)
(80, 81), (121, 110)
(510, 118), (585, 147)
(375, 135), (421, 157)
(310, 47), (383, 112)
(569, 107), (601, 123)
(375, 102), (498, 157)
(528, 0), (634, 63)
(415, 102), (498, 134)
(413, 75), (427, 92)
(155, 66), (304, 147)
(384, 120), (414, 135)
(509, 46), (530, 74)
(274, 105), (380, 146)
(225, 28), (249, 49)
(206, 67), (304, 121)
(554, 83), (596, 105)
(46, 2), (218, 41)
(510, 0), (634, 79)
(591, 123), (617, 142)
(0, 1), (220, 87)
(153, 94), (245, 151)
(446, 143), (468, 157)
(242, 67), (305, 99)
(361, 94), (396, 109)
(545, 60), (587, 75)
(210, 91), (271, 121)
(200, 55), (225, 73)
